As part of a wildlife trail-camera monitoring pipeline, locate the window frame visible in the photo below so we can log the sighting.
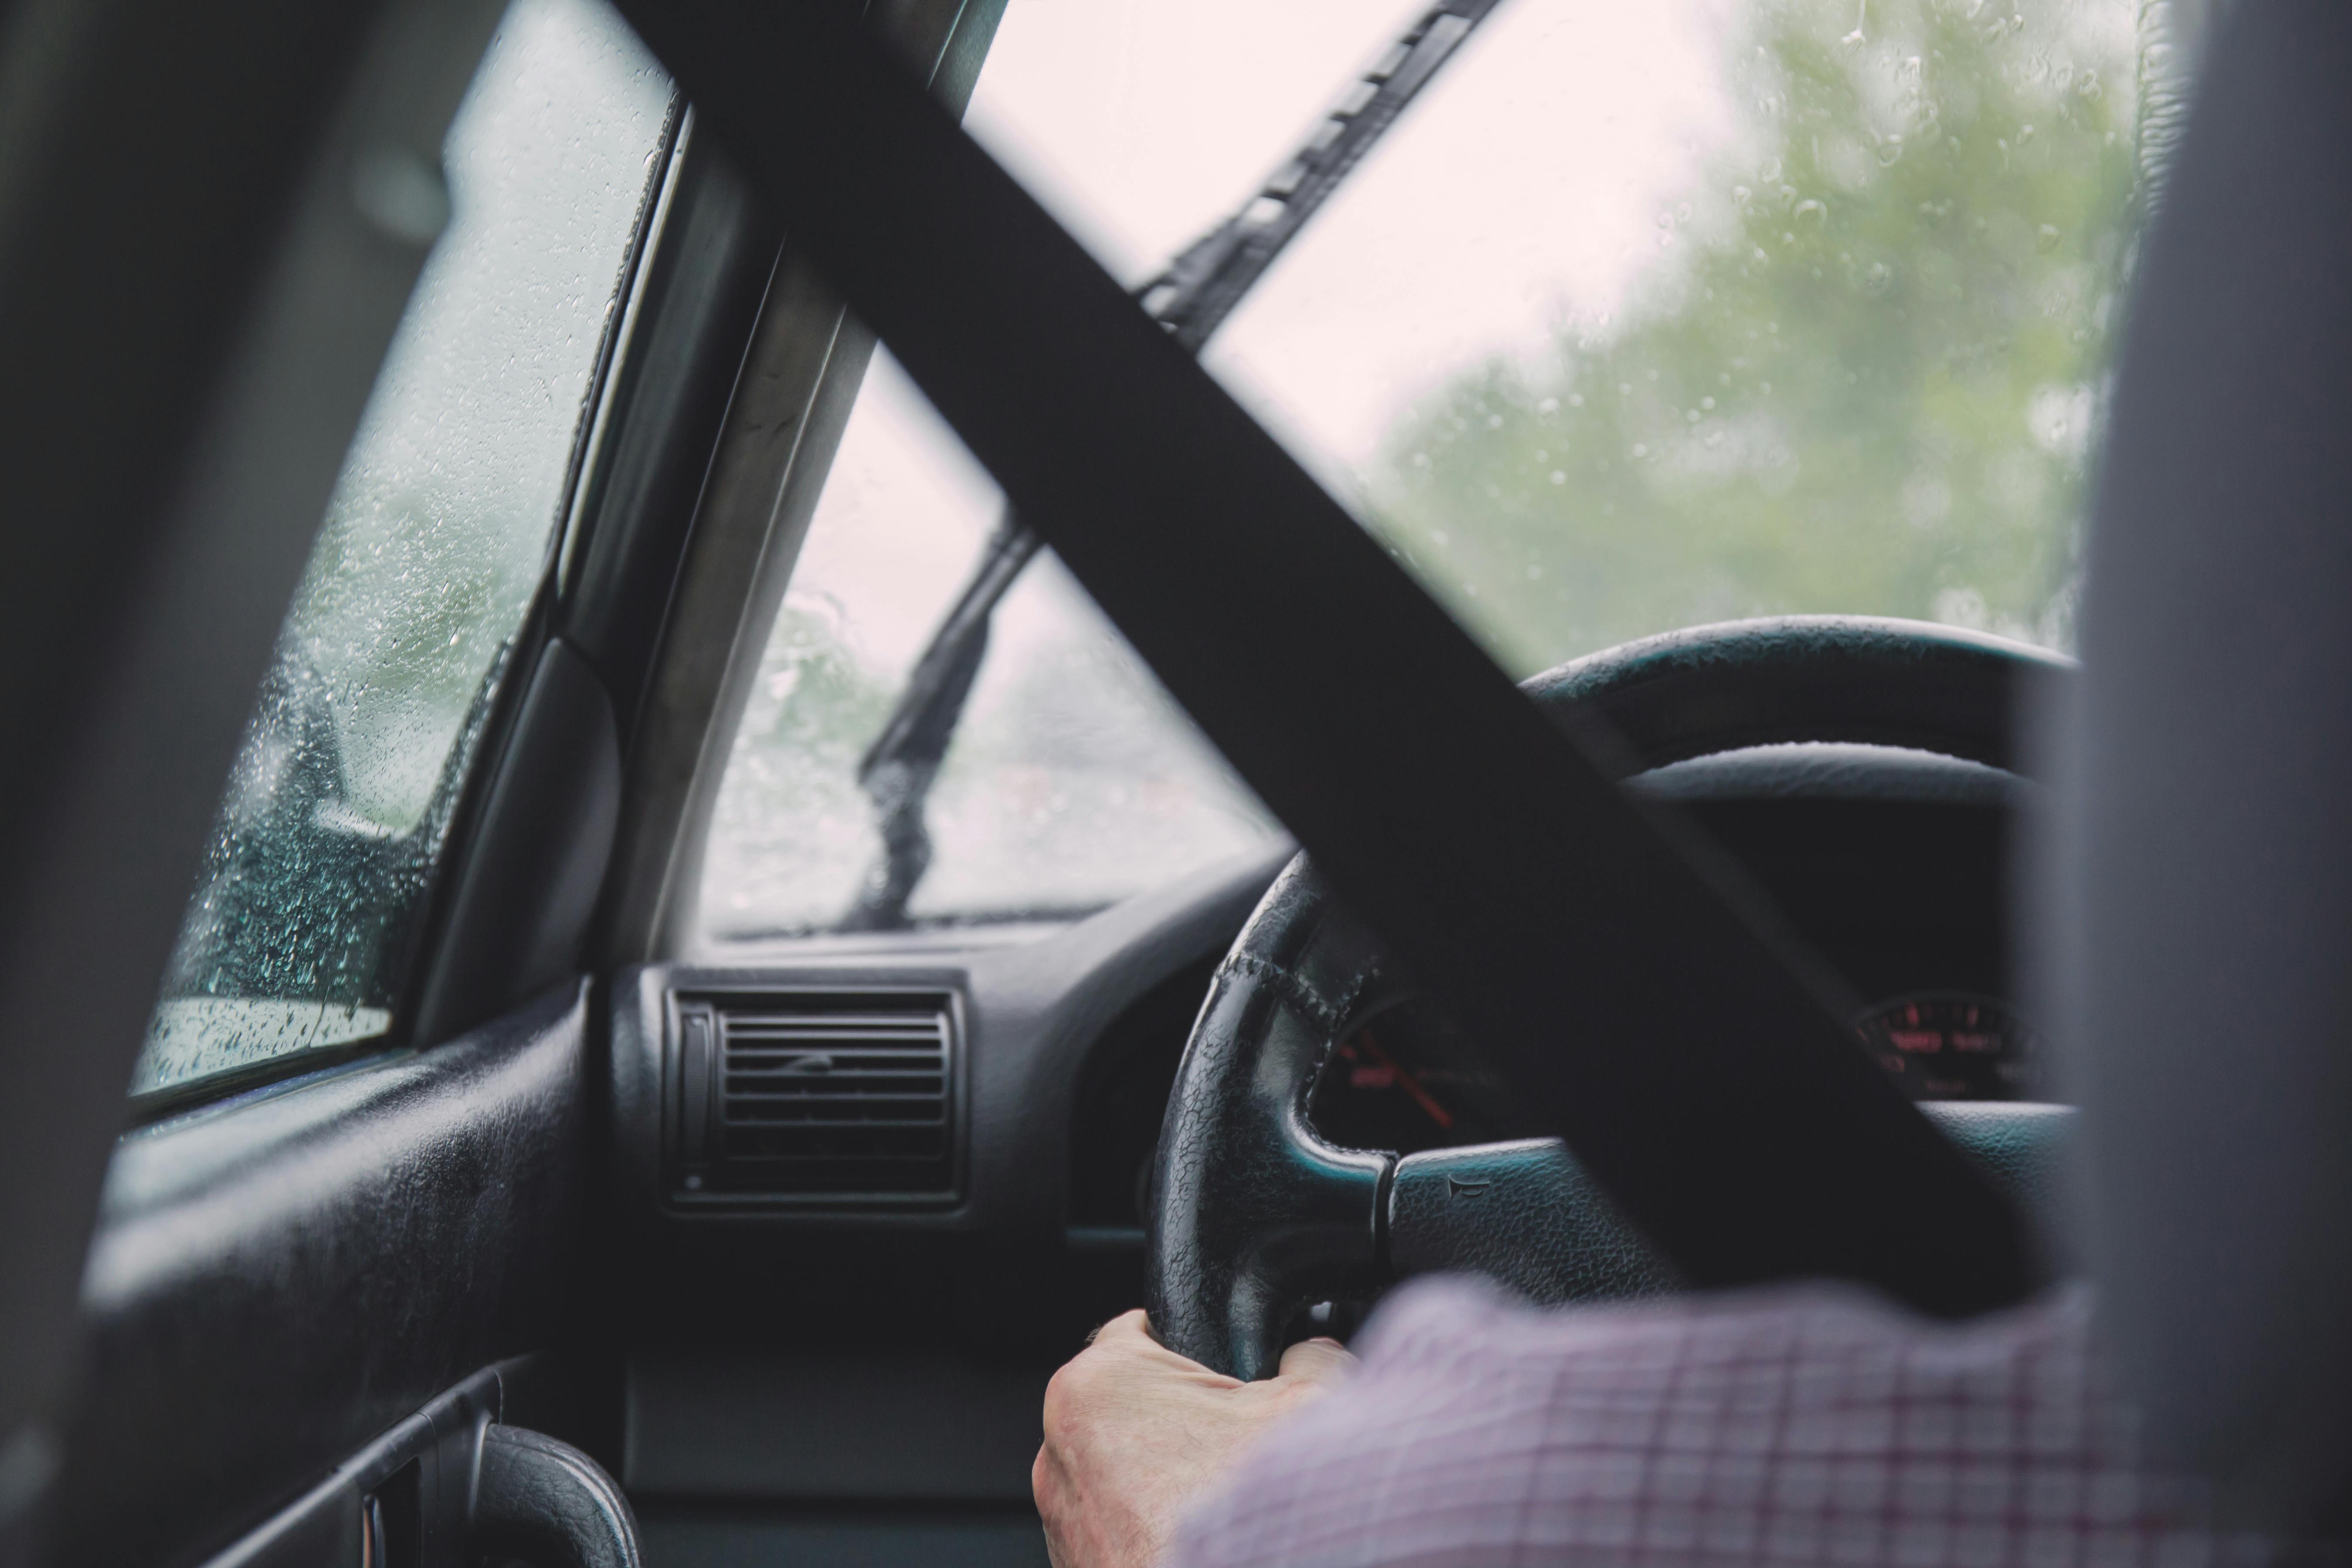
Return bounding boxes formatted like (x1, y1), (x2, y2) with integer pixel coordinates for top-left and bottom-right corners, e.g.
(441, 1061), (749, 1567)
(590, 0), (1011, 967)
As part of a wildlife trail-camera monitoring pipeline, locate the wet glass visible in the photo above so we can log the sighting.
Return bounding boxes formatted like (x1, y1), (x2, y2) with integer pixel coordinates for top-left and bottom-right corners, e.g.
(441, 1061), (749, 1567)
(1205, 0), (2164, 672)
(701, 0), (2189, 940)
(133, 0), (672, 1098)
(698, 356), (1280, 939)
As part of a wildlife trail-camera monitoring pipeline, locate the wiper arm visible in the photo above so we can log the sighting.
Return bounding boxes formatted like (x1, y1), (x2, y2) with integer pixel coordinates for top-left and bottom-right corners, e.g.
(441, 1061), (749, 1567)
(838, 516), (1041, 930)
(839, 0), (1507, 931)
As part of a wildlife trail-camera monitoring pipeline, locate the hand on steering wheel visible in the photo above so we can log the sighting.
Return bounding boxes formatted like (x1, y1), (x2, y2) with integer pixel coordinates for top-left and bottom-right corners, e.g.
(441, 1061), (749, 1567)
(1034, 1310), (1355, 1568)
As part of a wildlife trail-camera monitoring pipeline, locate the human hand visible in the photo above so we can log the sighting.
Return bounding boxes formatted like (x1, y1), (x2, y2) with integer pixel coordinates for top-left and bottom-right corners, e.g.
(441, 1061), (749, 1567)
(1033, 1310), (1355, 1568)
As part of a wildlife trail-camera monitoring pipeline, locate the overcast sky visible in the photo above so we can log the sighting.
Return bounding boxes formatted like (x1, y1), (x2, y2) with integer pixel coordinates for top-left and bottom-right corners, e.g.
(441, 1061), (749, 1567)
(971, 0), (1738, 471)
(788, 0), (1739, 683)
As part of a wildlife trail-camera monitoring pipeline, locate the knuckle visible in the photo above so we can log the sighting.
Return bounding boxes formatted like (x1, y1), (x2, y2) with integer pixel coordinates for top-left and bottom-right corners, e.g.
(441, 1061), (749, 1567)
(1042, 1359), (1089, 1428)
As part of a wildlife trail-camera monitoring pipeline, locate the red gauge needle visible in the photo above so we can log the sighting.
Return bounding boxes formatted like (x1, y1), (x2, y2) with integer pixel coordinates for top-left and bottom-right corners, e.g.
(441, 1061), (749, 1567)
(1353, 1027), (1455, 1131)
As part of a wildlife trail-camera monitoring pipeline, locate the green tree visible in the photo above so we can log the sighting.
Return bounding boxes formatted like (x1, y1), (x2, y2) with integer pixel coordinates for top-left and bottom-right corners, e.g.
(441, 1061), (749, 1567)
(1370, 0), (2143, 675)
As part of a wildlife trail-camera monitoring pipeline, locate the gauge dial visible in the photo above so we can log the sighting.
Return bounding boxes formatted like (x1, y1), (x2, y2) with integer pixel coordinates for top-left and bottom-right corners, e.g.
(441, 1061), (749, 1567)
(1853, 991), (2039, 1101)
(1310, 995), (1546, 1156)
(1312, 987), (2043, 1155)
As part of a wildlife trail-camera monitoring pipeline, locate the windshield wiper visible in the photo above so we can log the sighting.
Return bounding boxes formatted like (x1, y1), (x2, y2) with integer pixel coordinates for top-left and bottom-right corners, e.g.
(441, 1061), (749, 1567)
(838, 0), (1507, 932)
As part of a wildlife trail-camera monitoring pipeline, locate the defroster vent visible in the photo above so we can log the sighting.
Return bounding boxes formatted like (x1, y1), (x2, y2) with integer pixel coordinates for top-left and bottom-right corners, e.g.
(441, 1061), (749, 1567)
(669, 991), (960, 1203)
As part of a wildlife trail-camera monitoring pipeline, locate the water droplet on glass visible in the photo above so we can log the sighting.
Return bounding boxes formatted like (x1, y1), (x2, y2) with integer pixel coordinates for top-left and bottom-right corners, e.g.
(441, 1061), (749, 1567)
(2037, 224), (2062, 251)
(1794, 199), (1828, 226)
(1701, 396), (1716, 410)
(1732, 184), (1753, 208)
(1876, 135), (1904, 167)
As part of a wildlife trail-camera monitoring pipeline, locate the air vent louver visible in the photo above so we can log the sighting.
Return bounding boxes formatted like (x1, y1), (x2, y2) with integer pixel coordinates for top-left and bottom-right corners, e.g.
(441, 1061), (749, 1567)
(670, 992), (958, 1203)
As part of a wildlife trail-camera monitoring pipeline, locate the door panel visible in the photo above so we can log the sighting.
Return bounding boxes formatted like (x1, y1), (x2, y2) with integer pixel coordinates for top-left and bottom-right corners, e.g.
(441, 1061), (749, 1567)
(57, 985), (592, 1566)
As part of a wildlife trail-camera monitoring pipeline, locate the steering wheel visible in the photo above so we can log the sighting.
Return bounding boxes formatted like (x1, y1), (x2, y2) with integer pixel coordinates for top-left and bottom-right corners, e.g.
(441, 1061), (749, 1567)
(1144, 616), (2076, 1379)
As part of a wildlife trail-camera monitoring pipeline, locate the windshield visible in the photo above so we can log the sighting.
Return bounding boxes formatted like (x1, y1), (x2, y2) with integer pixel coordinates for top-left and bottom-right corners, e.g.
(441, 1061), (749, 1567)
(702, 355), (1280, 939)
(700, 0), (2175, 942)
(1198, 0), (2148, 668)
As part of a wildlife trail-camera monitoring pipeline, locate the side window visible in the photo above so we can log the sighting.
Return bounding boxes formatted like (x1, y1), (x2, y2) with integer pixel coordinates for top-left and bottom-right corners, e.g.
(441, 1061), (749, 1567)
(132, 0), (672, 1103)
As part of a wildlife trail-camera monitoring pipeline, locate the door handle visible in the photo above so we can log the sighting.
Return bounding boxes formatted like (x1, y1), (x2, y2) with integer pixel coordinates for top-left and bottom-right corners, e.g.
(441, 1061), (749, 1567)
(470, 1424), (640, 1568)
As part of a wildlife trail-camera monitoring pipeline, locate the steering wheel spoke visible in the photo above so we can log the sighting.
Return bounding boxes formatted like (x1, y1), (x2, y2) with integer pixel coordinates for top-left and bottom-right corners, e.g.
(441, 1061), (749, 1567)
(1386, 1103), (2073, 1316)
(1152, 964), (1392, 1381)
(1388, 1139), (1679, 1305)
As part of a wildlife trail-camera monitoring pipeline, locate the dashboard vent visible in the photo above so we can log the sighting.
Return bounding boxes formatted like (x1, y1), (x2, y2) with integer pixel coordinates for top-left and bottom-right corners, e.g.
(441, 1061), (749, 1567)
(670, 992), (959, 1203)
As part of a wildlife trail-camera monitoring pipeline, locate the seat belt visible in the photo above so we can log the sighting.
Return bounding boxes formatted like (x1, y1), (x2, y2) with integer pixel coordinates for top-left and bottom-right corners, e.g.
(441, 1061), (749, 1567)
(614, 0), (2034, 1315)
(843, 0), (1506, 932)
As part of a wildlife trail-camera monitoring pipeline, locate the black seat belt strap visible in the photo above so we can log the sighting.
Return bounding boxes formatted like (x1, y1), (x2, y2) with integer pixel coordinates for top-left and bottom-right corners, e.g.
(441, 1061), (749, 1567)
(614, 0), (2033, 1314)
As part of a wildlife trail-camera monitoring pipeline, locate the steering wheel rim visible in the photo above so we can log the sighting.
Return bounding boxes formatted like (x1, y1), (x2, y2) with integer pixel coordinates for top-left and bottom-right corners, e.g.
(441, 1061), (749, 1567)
(1144, 615), (2074, 1379)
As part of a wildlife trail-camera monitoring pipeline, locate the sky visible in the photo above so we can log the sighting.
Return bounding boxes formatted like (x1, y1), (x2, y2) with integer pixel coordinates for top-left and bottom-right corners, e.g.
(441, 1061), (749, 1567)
(789, 0), (1742, 683)
(971, 0), (1739, 472)
(704, 0), (2156, 929)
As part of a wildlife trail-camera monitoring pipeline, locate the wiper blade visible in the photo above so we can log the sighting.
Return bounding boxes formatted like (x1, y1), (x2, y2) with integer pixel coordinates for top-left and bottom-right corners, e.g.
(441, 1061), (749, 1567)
(839, 0), (1507, 931)
(1137, 0), (1505, 354)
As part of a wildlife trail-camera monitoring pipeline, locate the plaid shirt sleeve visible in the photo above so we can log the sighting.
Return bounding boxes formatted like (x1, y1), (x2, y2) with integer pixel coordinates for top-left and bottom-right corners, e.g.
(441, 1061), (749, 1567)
(1168, 1278), (2285, 1568)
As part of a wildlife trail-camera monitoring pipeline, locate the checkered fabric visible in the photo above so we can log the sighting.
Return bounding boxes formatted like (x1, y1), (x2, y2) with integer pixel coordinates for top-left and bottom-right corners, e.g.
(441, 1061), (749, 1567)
(1171, 1279), (2285, 1568)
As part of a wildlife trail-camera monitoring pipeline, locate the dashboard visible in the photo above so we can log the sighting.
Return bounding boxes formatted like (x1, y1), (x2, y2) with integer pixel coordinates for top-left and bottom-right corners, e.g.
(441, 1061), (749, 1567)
(1306, 742), (2038, 1162)
(607, 741), (2036, 1350)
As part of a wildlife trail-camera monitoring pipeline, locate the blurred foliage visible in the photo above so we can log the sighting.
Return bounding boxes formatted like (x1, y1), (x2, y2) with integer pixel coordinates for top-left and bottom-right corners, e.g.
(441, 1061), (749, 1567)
(705, 0), (2156, 933)
(1366, 0), (2143, 674)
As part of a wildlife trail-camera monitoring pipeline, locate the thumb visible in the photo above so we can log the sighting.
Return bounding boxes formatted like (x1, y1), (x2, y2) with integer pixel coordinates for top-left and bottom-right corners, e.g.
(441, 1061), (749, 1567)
(1276, 1335), (1358, 1385)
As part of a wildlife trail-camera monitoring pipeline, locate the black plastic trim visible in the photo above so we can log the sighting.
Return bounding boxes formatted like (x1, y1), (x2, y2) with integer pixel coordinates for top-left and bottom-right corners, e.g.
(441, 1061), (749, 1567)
(56, 985), (593, 1567)
(559, 132), (786, 753)
(660, 985), (969, 1210)
(122, 1036), (398, 1130)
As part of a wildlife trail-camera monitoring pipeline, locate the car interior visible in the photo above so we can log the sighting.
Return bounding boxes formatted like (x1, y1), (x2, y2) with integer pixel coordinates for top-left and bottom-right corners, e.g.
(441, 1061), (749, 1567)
(4, 0), (2350, 1563)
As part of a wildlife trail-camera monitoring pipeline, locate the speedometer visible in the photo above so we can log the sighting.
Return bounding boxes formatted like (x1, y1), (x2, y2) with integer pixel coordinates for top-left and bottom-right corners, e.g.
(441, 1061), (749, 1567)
(1314, 987), (2044, 1155)
(1853, 992), (2040, 1101)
